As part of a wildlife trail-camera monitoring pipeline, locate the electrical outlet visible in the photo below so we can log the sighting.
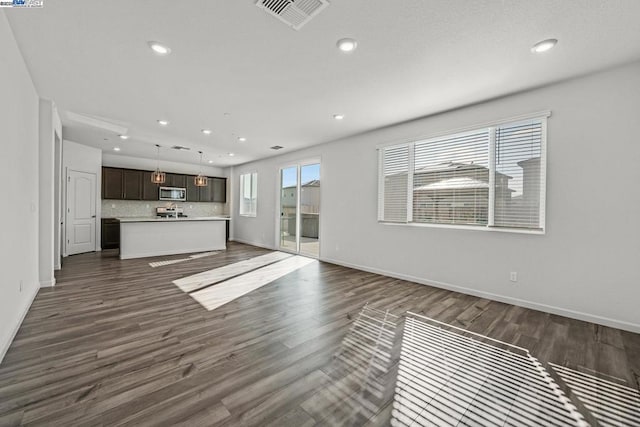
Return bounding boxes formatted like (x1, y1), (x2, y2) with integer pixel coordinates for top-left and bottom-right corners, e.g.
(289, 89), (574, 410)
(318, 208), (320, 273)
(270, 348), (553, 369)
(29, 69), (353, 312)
(510, 272), (518, 282)
(111, 204), (116, 208)
(146, 204), (149, 208)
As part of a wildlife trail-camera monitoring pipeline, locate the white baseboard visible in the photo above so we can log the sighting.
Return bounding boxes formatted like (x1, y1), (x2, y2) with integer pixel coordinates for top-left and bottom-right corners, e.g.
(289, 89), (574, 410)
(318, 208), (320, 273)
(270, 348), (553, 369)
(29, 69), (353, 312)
(40, 278), (56, 287)
(0, 282), (39, 364)
(229, 238), (277, 251)
(321, 256), (640, 334)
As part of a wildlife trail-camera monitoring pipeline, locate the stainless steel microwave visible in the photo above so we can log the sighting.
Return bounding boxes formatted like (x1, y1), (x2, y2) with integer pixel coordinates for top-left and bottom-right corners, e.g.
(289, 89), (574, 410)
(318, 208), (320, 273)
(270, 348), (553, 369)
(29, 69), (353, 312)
(159, 187), (186, 201)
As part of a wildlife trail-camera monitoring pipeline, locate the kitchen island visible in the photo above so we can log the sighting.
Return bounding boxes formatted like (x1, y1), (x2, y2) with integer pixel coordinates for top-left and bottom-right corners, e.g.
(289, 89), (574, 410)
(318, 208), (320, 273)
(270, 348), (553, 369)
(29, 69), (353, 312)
(118, 216), (230, 260)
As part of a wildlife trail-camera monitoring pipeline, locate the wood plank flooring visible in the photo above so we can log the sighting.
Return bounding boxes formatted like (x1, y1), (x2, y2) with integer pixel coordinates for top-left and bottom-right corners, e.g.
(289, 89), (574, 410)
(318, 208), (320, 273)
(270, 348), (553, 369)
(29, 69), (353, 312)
(0, 242), (638, 426)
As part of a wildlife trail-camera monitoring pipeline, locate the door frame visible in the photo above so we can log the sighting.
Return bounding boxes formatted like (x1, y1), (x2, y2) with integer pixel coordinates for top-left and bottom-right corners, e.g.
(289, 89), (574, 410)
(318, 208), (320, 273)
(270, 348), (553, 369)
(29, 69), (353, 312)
(275, 158), (321, 258)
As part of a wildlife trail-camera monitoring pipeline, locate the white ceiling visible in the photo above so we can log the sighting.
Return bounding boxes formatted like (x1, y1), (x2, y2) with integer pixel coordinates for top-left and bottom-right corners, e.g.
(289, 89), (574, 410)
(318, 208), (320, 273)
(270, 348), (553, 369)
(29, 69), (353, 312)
(6, 0), (640, 167)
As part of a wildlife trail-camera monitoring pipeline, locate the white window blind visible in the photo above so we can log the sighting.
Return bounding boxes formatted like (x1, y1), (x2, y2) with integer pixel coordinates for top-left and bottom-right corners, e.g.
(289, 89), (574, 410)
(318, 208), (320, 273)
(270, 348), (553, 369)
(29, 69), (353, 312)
(380, 145), (409, 222)
(239, 172), (257, 217)
(494, 120), (543, 229)
(378, 114), (547, 232)
(413, 130), (490, 226)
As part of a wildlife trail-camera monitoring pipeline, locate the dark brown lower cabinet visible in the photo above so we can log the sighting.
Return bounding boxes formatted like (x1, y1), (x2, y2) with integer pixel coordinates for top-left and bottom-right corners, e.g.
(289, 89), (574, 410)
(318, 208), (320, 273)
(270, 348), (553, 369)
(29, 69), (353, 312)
(101, 218), (120, 249)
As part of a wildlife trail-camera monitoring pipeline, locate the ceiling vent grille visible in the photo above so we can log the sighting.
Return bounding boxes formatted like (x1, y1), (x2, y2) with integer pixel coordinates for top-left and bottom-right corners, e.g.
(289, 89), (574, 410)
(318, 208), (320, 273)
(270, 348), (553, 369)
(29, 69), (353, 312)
(171, 145), (191, 151)
(256, 0), (329, 30)
(270, 145), (284, 150)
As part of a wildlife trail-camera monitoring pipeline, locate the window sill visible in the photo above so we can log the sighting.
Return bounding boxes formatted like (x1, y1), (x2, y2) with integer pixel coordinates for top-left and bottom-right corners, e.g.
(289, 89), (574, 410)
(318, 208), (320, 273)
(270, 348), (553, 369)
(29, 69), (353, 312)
(379, 220), (545, 235)
(239, 214), (257, 218)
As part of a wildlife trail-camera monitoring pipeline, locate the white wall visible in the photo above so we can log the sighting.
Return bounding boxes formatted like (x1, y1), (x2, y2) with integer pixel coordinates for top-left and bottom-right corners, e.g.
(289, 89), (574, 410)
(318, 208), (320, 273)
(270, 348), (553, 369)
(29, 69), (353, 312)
(0, 10), (41, 362)
(232, 61), (640, 332)
(63, 140), (102, 254)
(38, 99), (62, 287)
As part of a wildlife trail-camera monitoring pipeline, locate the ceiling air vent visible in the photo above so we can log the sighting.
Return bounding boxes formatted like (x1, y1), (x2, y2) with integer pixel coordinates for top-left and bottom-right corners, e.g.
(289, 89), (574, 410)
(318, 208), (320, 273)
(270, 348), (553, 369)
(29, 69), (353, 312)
(270, 145), (284, 150)
(171, 145), (191, 151)
(256, 0), (329, 30)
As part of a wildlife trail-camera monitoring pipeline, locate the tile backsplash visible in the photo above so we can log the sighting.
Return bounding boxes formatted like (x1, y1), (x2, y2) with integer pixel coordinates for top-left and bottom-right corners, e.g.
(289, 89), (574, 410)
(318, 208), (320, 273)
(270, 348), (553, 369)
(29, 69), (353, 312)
(102, 200), (227, 218)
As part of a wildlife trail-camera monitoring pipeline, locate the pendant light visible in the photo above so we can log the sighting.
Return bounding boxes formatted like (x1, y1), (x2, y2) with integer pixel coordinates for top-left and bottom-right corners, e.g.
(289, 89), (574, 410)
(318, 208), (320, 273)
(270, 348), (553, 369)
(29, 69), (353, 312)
(151, 144), (166, 184)
(195, 151), (208, 187)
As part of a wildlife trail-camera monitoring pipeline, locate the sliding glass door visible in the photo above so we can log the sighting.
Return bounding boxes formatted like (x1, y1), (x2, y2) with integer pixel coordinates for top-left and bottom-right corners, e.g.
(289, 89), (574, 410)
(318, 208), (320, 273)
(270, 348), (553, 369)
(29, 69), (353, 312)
(280, 166), (298, 252)
(279, 162), (320, 257)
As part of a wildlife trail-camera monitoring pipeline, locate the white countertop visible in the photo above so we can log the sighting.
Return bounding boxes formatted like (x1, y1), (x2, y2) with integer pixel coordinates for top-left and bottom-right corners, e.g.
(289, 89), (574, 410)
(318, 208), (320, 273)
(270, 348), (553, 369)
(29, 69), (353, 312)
(117, 216), (230, 223)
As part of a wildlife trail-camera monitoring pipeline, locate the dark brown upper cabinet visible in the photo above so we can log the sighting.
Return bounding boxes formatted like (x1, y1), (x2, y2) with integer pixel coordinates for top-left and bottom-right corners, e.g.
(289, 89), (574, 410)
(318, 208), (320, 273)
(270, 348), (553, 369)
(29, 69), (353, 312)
(122, 169), (143, 200)
(102, 167), (123, 200)
(142, 171), (160, 201)
(165, 173), (186, 188)
(212, 177), (226, 203)
(185, 175), (200, 202)
(102, 167), (226, 203)
(198, 179), (214, 202)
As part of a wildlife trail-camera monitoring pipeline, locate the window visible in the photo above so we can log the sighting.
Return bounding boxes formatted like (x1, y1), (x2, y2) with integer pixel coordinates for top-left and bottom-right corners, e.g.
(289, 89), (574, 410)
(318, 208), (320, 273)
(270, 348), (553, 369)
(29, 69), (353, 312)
(239, 172), (257, 217)
(378, 113), (548, 232)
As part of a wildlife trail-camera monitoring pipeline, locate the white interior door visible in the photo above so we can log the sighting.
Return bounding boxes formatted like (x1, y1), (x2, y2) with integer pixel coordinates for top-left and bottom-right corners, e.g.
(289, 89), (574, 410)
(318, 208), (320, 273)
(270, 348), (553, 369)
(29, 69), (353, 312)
(66, 170), (96, 255)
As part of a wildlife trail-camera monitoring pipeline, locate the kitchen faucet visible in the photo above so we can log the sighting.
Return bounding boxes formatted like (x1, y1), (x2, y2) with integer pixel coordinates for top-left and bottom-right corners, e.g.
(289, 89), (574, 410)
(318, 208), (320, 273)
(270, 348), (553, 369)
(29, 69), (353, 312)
(169, 202), (178, 218)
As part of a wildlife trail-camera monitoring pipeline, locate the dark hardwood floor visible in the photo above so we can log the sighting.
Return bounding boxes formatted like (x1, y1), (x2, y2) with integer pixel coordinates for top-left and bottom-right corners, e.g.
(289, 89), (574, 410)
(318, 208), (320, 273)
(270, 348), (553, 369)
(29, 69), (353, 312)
(0, 242), (638, 426)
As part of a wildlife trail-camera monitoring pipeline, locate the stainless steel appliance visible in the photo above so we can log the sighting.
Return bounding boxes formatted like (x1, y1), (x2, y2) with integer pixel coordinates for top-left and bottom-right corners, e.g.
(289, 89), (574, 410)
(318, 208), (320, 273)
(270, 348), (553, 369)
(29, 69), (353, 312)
(156, 206), (187, 218)
(159, 187), (186, 201)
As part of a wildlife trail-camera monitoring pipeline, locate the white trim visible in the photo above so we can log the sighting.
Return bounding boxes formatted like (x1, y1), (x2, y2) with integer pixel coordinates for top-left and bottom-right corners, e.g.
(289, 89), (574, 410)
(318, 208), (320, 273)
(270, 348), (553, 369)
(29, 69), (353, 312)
(379, 219), (545, 235)
(0, 282), (39, 363)
(375, 110), (552, 150)
(539, 118), (548, 231)
(296, 165), (302, 253)
(40, 278), (56, 288)
(320, 256), (640, 334)
(377, 149), (384, 221)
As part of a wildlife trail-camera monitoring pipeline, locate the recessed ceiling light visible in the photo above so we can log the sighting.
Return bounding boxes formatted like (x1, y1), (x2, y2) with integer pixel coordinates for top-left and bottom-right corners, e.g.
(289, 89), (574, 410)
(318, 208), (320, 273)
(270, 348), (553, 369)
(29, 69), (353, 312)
(228, 153), (235, 157)
(208, 160), (213, 164)
(237, 137), (247, 142)
(333, 114), (345, 120)
(113, 147), (121, 152)
(201, 129), (212, 135)
(157, 120), (169, 126)
(148, 41), (171, 56)
(118, 134), (129, 140)
(337, 38), (357, 53)
(531, 38), (558, 53)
